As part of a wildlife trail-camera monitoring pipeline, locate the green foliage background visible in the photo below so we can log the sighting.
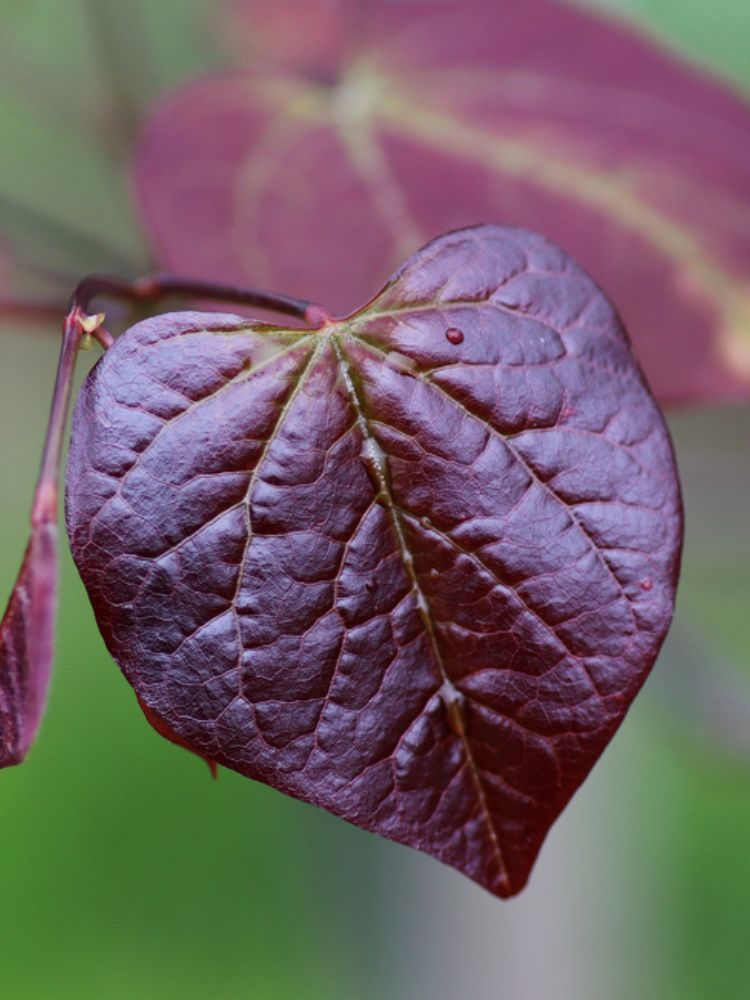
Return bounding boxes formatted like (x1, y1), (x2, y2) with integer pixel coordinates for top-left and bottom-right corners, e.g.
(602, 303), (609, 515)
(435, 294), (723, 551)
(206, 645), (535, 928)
(1, 2), (748, 997)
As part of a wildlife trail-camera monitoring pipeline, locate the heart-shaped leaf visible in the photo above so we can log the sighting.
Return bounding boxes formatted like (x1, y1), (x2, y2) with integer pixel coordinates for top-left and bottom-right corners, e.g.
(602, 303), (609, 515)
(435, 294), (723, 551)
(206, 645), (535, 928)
(135, 0), (750, 405)
(66, 226), (682, 896)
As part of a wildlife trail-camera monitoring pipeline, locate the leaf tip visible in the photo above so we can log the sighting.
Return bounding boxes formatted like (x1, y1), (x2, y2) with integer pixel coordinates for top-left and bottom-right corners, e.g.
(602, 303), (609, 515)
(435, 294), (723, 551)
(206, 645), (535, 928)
(136, 694), (220, 778)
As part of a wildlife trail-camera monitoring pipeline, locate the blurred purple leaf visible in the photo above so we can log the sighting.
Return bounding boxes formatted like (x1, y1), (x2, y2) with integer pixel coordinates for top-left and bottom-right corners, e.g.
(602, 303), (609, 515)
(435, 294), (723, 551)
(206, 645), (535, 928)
(134, 0), (750, 406)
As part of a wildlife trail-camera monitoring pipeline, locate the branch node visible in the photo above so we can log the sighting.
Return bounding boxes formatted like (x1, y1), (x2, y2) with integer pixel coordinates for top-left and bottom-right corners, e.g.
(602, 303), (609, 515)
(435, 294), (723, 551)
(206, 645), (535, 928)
(80, 311), (106, 334)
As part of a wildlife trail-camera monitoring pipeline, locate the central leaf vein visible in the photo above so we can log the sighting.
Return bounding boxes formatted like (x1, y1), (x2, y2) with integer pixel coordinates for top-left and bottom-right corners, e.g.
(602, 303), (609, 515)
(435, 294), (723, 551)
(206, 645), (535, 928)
(331, 336), (510, 891)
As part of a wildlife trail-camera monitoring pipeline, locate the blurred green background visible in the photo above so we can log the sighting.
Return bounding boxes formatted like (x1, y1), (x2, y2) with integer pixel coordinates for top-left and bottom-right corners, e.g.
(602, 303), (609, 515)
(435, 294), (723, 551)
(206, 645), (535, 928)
(1, 2), (749, 998)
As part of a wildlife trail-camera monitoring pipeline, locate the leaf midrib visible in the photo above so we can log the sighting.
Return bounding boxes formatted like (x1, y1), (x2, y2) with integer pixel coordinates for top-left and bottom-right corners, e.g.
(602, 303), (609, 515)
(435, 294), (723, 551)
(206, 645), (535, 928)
(331, 334), (511, 894)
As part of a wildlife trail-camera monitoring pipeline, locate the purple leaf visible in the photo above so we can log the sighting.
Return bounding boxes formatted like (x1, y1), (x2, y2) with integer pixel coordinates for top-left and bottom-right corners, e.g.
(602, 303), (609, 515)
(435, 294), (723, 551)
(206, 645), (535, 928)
(66, 226), (683, 896)
(0, 522), (57, 767)
(135, 0), (750, 405)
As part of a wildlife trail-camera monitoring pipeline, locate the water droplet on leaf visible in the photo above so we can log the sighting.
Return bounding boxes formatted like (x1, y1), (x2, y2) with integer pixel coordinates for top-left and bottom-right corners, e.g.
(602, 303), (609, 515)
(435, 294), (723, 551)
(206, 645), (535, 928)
(445, 327), (464, 345)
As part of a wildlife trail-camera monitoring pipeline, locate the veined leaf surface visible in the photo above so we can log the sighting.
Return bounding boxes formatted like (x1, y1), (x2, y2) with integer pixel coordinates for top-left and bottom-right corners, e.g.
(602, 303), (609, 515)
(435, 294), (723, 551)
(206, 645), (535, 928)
(66, 226), (683, 896)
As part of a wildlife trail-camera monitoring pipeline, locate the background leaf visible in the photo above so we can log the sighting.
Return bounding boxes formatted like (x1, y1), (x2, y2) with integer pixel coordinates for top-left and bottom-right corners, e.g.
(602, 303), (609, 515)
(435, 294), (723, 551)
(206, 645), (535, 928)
(135, 0), (750, 405)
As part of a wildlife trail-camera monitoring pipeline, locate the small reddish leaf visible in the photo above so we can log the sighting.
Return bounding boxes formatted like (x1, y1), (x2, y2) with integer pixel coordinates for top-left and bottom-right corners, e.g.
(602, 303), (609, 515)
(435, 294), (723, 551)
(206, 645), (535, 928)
(135, 0), (750, 405)
(1, 308), (87, 768)
(0, 523), (57, 767)
(66, 226), (682, 896)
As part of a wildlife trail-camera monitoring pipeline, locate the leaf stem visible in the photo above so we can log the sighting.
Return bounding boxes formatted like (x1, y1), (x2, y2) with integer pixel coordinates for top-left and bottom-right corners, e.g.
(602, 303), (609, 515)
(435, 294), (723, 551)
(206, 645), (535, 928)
(1, 276), (334, 336)
(31, 308), (89, 527)
(69, 273), (332, 327)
